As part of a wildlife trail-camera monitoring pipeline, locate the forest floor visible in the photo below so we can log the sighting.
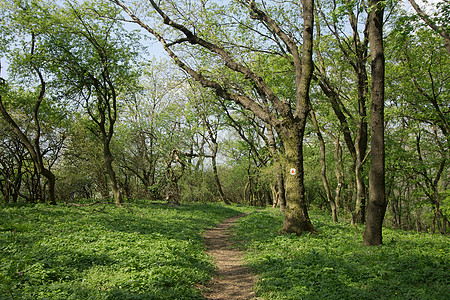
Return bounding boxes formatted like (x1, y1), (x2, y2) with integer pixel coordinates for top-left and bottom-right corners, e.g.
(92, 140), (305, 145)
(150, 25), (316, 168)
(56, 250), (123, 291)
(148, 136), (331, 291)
(2, 204), (448, 299)
(202, 213), (260, 300)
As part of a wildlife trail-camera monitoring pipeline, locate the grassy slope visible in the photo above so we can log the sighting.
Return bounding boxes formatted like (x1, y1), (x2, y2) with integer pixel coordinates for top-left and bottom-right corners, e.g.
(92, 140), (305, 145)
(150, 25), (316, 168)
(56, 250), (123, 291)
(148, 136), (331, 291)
(0, 202), (253, 300)
(233, 209), (450, 300)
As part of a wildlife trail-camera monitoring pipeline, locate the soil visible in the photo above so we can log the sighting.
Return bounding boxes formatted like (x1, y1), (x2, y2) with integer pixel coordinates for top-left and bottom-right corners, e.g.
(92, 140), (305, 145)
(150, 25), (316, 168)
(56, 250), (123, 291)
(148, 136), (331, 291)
(202, 213), (260, 300)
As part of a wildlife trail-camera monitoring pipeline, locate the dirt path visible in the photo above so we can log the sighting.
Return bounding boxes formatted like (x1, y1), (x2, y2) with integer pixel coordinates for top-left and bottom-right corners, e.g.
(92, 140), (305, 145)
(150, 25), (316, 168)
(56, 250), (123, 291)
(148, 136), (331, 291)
(202, 213), (259, 300)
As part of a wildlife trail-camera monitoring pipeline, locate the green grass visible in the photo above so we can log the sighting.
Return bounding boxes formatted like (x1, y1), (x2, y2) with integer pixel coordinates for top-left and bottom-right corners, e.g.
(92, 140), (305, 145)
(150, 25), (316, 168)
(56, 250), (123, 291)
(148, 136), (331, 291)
(0, 201), (254, 299)
(233, 209), (450, 300)
(2, 204), (448, 299)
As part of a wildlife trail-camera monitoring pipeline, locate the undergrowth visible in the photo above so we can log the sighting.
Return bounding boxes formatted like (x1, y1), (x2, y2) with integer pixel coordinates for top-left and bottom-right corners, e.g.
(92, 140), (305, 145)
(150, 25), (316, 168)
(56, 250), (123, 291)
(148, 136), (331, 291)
(0, 201), (252, 299)
(233, 208), (449, 300)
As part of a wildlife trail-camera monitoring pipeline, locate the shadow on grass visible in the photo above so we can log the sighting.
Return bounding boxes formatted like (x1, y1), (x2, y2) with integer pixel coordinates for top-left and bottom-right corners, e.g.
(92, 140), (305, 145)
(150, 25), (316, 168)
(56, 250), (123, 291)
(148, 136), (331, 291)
(250, 251), (449, 299)
(0, 202), (248, 300)
(234, 209), (450, 300)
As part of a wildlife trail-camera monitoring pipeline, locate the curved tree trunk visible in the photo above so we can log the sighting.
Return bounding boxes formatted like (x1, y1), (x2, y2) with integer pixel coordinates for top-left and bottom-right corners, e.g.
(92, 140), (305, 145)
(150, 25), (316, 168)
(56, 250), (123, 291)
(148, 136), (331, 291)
(0, 68), (57, 205)
(310, 110), (338, 223)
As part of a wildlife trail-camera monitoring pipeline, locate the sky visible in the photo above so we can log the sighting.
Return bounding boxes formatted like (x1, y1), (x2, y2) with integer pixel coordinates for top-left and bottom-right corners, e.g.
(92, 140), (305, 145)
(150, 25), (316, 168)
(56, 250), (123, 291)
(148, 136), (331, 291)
(405, 0), (443, 14)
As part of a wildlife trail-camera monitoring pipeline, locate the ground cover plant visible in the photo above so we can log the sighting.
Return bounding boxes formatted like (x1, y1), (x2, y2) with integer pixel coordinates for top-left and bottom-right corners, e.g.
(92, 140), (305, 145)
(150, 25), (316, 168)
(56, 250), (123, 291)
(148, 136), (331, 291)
(233, 209), (450, 299)
(0, 201), (253, 299)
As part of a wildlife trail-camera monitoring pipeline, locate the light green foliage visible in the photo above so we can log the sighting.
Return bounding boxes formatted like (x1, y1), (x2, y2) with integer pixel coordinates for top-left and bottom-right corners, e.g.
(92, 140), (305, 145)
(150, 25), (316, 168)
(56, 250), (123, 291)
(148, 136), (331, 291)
(233, 209), (450, 299)
(0, 202), (253, 299)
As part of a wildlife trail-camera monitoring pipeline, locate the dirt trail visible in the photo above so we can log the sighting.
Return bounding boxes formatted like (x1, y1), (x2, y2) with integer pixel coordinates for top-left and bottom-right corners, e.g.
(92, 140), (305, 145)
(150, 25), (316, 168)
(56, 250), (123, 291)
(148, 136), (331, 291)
(202, 213), (259, 300)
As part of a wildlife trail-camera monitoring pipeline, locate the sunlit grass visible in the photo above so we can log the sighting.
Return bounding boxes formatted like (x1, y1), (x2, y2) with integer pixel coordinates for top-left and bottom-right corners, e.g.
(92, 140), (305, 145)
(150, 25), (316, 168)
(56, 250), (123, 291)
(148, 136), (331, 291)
(233, 208), (449, 300)
(0, 202), (253, 299)
(2, 203), (448, 299)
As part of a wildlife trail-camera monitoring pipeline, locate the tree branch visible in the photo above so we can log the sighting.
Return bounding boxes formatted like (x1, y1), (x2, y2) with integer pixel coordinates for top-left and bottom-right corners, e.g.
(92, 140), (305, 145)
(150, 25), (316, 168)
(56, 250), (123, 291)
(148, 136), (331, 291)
(408, 0), (450, 55)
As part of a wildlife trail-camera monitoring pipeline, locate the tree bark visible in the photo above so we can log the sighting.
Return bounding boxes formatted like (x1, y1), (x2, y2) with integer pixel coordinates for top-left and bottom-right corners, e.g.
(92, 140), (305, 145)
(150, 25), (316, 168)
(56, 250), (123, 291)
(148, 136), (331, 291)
(104, 143), (122, 206)
(363, 0), (386, 246)
(310, 110), (338, 223)
(281, 122), (317, 234)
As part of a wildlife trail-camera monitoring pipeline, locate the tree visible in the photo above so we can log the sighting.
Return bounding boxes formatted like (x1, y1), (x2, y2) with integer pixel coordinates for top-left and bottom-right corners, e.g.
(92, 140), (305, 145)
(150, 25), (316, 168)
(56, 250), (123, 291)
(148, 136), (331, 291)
(314, 0), (371, 224)
(310, 109), (338, 222)
(113, 60), (174, 198)
(213, 99), (275, 206)
(0, 84), (60, 206)
(0, 1), (60, 204)
(363, 0), (387, 246)
(41, 1), (140, 205)
(111, 0), (317, 234)
(57, 115), (109, 201)
(188, 84), (231, 204)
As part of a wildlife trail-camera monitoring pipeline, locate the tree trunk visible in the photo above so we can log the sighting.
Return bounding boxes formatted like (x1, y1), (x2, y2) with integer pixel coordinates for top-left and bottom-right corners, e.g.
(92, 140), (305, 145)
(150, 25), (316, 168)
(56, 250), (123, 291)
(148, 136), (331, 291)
(354, 157), (366, 223)
(279, 0), (316, 234)
(354, 13), (369, 224)
(211, 144), (230, 204)
(266, 122), (286, 211)
(104, 142), (122, 206)
(0, 180), (10, 203)
(0, 96), (57, 205)
(281, 123), (317, 234)
(42, 169), (57, 205)
(310, 110), (338, 223)
(243, 181), (250, 204)
(363, 0), (386, 246)
(277, 169), (286, 212)
(333, 136), (343, 219)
